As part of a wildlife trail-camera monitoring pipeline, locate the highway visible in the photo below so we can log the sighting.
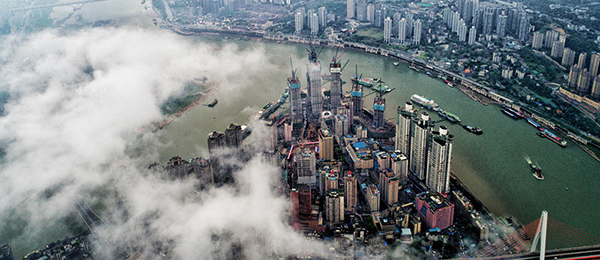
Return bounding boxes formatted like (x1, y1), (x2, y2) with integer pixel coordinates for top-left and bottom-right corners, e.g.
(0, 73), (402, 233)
(462, 245), (600, 259)
(10, 0), (109, 12)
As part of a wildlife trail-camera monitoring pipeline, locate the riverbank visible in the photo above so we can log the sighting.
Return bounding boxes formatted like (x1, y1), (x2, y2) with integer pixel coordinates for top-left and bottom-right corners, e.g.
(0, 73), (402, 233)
(153, 79), (223, 131)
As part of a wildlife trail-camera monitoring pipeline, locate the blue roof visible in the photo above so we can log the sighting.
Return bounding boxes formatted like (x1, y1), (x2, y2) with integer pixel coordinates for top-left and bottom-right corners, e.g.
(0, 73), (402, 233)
(353, 142), (367, 149)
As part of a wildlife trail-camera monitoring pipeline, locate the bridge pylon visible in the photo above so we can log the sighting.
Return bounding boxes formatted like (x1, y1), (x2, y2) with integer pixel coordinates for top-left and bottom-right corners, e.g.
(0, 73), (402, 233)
(530, 210), (548, 260)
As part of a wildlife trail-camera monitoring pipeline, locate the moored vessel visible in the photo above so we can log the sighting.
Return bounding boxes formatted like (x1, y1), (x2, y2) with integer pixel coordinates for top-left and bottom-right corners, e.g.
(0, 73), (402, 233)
(540, 128), (567, 147)
(411, 94), (439, 111)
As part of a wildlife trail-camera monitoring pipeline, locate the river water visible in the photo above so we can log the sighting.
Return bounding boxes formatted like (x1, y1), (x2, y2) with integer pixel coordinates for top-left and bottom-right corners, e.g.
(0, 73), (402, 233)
(151, 36), (600, 240)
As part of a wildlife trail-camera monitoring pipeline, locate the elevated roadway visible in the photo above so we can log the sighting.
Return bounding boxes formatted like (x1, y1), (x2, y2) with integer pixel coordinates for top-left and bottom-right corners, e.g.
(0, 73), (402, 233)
(11, 0), (109, 12)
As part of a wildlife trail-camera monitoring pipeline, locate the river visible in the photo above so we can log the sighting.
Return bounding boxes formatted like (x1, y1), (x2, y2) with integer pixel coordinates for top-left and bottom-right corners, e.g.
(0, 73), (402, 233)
(150, 36), (600, 241)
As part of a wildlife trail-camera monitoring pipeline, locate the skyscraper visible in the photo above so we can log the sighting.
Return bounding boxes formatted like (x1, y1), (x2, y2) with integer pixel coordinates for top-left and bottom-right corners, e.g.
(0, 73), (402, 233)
(329, 57), (342, 114)
(482, 8), (494, 36)
(346, 0), (354, 19)
(225, 123), (243, 148)
(398, 18), (407, 44)
(309, 12), (319, 36)
(318, 7), (327, 27)
(413, 19), (422, 45)
(578, 52), (587, 69)
(396, 102), (415, 154)
(410, 112), (432, 180)
(344, 171), (357, 212)
(351, 76), (363, 119)
(326, 191), (344, 225)
(356, 0), (367, 21)
(468, 26), (477, 45)
(517, 12), (529, 41)
(568, 65), (581, 89)
(426, 126), (454, 194)
(306, 48), (323, 118)
(577, 69), (591, 94)
(288, 67), (303, 127)
(373, 96), (386, 128)
(379, 169), (399, 206)
(496, 12), (507, 38)
(532, 31), (543, 49)
(458, 21), (467, 42)
(294, 11), (303, 35)
(207, 131), (225, 159)
(367, 4), (375, 24)
(451, 11), (461, 33)
(562, 48), (576, 67)
(296, 148), (316, 185)
(589, 53), (600, 77)
(383, 17), (392, 43)
(591, 76), (600, 99)
(318, 128), (334, 161)
(551, 41), (565, 58)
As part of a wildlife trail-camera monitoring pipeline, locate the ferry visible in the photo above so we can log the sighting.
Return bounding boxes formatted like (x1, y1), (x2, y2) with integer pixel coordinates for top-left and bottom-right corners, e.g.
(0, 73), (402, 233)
(526, 156), (544, 180)
(393, 61), (400, 66)
(411, 94), (439, 111)
(463, 125), (483, 135)
(540, 128), (567, 147)
(207, 98), (218, 107)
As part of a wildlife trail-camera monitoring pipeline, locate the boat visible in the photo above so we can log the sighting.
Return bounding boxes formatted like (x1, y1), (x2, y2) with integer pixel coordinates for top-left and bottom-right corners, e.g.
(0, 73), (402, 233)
(409, 66), (420, 72)
(501, 105), (524, 119)
(438, 110), (461, 123)
(241, 124), (252, 139)
(463, 125), (483, 135)
(526, 156), (544, 180)
(502, 109), (519, 119)
(263, 102), (273, 110)
(393, 61), (400, 66)
(565, 187), (569, 191)
(411, 94), (440, 111)
(351, 76), (375, 87)
(207, 98), (218, 107)
(526, 118), (543, 130)
(540, 128), (567, 147)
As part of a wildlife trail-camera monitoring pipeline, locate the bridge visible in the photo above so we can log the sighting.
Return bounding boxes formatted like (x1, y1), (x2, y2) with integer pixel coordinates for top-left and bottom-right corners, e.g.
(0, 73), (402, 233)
(10, 0), (109, 12)
(73, 195), (105, 232)
(461, 211), (600, 259)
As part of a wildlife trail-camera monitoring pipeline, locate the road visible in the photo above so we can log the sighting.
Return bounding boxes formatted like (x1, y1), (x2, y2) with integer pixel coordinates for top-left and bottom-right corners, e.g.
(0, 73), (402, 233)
(11, 0), (109, 12)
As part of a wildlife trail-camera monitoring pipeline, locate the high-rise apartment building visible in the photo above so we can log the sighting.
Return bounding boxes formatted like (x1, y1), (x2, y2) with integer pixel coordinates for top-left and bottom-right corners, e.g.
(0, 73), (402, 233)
(344, 171), (357, 212)
(294, 11), (303, 35)
(413, 19), (422, 45)
(551, 41), (565, 58)
(396, 102), (415, 154)
(398, 18), (407, 44)
(318, 7), (327, 27)
(458, 21), (467, 42)
(562, 48), (576, 67)
(309, 12), (319, 36)
(383, 17), (392, 43)
(532, 31), (543, 49)
(589, 53), (600, 77)
(410, 112), (432, 180)
(326, 191), (345, 225)
(426, 126), (453, 194)
(318, 128), (334, 160)
(496, 12), (507, 37)
(380, 169), (399, 206)
(468, 26), (477, 45)
(346, 0), (354, 19)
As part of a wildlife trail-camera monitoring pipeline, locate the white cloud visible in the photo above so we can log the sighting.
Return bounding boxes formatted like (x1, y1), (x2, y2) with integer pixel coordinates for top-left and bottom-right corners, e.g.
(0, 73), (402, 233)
(0, 27), (323, 259)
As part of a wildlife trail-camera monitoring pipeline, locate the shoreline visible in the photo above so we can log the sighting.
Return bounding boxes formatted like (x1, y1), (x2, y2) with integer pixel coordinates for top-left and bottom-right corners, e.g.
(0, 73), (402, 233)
(152, 80), (222, 131)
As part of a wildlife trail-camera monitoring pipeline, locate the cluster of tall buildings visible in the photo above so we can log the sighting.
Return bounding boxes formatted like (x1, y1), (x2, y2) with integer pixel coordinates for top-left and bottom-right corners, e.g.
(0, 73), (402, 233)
(444, 0), (530, 43)
(382, 13), (421, 45)
(396, 103), (454, 194)
(295, 7), (330, 36)
(347, 0), (389, 28)
(531, 29), (600, 100)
